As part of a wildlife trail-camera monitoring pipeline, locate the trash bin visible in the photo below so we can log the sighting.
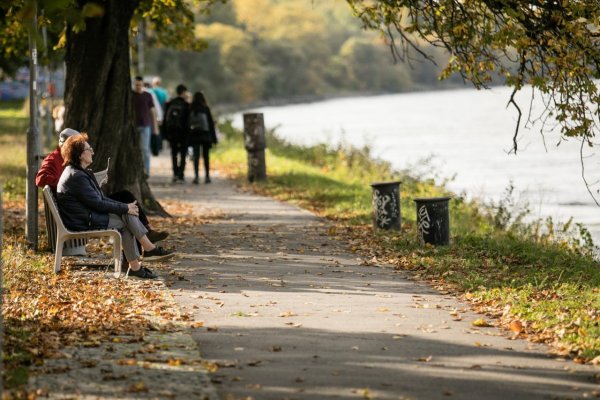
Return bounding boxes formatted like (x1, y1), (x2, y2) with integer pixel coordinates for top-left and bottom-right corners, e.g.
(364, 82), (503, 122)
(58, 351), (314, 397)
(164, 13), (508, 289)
(370, 181), (401, 230)
(414, 197), (451, 245)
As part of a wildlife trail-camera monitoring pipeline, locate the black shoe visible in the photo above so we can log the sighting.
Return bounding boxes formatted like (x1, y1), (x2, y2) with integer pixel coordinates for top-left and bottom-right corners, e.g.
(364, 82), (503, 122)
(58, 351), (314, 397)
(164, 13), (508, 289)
(143, 246), (175, 262)
(143, 265), (154, 275)
(147, 230), (169, 243)
(193, 177), (199, 184)
(127, 266), (157, 279)
(205, 176), (211, 183)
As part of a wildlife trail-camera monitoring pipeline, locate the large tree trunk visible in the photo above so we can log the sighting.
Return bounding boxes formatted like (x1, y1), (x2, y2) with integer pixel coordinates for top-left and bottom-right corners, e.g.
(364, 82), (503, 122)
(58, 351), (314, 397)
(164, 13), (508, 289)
(63, 0), (167, 216)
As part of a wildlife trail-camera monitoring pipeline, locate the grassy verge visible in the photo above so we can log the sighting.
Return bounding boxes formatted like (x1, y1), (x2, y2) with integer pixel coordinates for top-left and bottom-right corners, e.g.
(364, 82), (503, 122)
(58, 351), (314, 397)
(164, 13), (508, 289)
(213, 120), (600, 362)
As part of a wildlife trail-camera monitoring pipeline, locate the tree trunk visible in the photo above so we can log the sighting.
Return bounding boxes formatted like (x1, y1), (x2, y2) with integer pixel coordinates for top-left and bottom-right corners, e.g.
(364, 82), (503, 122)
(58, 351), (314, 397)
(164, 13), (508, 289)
(63, 0), (167, 216)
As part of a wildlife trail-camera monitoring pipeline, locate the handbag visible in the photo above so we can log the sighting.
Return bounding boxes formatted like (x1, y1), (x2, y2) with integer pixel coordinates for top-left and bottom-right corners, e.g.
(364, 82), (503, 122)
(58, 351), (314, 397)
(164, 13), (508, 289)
(150, 134), (160, 156)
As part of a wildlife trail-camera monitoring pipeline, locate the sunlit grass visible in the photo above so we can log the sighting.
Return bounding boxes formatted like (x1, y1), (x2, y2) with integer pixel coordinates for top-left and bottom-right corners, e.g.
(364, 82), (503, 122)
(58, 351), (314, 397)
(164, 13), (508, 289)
(1, 100), (28, 199)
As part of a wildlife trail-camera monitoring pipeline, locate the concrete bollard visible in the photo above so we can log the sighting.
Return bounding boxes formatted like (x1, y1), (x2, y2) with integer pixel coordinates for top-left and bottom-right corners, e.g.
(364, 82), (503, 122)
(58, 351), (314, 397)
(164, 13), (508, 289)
(243, 113), (267, 182)
(414, 197), (452, 245)
(370, 181), (401, 230)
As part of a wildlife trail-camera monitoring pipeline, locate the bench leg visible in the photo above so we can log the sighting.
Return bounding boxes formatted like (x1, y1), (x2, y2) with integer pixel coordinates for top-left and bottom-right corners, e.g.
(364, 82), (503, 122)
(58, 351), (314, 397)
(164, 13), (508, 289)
(54, 239), (64, 273)
(112, 232), (123, 278)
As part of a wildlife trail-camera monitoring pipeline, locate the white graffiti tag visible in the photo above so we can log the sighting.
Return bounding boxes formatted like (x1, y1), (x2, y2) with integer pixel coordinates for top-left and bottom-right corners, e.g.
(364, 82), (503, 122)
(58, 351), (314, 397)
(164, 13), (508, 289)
(417, 205), (431, 241)
(372, 189), (399, 227)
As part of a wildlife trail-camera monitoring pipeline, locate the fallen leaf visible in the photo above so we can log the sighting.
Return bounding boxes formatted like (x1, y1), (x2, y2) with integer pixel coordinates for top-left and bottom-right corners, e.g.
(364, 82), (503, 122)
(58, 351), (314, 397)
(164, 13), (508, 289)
(509, 320), (523, 333)
(471, 318), (492, 327)
(127, 381), (148, 393)
(279, 311), (297, 317)
(246, 383), (262, 390)
(117, 358), (138, 366)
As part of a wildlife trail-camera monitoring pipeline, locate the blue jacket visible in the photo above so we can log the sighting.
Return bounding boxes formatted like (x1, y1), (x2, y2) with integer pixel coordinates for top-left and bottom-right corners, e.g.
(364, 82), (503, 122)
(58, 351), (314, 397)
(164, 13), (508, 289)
(56, 165), (128, 231)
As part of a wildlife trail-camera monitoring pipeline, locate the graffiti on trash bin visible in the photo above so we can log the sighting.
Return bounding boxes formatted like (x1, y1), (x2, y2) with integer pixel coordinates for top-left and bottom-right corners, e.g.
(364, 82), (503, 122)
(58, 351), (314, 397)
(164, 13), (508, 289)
(417, 205), (431, 240)
(372, 189), (399, 228)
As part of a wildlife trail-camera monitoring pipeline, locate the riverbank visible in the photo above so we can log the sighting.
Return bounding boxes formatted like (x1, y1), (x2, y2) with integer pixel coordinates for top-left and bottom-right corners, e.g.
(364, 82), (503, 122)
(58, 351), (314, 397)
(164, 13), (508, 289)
(224, 88), (600, 247)
(213, 83), (468, 115)
(212, 121), (600, 362)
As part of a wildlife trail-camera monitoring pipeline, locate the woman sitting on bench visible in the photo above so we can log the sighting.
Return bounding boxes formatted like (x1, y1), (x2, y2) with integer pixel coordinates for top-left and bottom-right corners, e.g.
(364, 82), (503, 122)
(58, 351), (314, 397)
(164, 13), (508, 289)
(56, 133), (173, 279)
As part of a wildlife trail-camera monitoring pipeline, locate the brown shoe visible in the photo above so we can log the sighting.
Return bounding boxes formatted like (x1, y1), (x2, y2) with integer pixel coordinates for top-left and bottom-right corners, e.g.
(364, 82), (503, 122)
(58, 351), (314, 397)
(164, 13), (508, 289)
(147, 230), (169, 243)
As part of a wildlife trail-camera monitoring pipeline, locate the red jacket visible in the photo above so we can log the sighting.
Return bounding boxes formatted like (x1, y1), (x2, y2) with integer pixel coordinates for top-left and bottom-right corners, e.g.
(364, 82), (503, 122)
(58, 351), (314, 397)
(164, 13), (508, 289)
(35, 147), (64, 191)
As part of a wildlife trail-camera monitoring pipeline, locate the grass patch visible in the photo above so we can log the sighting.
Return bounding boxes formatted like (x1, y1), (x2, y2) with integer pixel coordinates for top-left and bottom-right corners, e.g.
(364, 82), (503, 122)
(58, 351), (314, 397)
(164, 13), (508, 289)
(0, 100), (28, 199)
(213, 119), (600, 362)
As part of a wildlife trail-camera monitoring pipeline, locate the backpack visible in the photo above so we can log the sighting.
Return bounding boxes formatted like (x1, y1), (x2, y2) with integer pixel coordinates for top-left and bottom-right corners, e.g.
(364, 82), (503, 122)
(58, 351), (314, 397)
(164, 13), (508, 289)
(164, 99), (187, 132)
(189, 109), (210, 133)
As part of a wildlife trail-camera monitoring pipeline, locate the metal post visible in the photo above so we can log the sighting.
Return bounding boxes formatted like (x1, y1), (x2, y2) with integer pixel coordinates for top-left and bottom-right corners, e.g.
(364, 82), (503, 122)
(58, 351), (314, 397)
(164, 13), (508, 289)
(26, 1), (40, 250)
(0, 186), (4, 396)
(243, 113), (267, 182)
(41, 13), (53, 146)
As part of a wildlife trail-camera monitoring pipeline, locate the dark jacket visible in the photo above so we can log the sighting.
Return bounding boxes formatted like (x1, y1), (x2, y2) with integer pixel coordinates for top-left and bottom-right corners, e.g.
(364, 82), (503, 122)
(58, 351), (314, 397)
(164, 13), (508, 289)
(163, 97), (190, 142)
(56, 165), (128, 231)
(188, 104), (218, 147)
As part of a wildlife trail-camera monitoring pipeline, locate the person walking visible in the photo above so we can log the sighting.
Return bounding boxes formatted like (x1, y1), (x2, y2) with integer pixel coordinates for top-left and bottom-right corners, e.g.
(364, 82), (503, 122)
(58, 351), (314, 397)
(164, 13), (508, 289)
(163, 84), (190, 183)
(132, 76), (159, 177)
(188, 91), (218, 184)
(150, 76), (168, 113)
(150, 76), (168, 153)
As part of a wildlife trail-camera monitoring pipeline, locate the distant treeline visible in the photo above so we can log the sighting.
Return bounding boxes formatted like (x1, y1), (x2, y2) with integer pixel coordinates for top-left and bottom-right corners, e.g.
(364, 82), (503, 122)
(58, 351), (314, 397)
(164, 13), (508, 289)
(145, 0), (464, 106)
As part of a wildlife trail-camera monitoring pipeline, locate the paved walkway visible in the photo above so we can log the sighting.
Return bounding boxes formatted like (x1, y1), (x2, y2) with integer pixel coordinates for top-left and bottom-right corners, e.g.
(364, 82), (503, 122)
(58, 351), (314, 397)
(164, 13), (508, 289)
(28, 151), (599, 399)
(149, 153), (599, 400)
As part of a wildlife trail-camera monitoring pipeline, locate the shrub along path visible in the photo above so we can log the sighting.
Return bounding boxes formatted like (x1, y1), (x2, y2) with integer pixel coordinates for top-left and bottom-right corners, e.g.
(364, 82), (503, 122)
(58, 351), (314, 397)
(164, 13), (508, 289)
(147, 152), (599, 400)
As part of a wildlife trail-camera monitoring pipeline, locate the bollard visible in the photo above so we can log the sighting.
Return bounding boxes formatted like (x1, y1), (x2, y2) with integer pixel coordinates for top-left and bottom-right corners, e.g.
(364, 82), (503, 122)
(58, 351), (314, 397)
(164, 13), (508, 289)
(370, 181), (401, 230)
(414, 197), (451, 245)
(243, 113), (267, 182)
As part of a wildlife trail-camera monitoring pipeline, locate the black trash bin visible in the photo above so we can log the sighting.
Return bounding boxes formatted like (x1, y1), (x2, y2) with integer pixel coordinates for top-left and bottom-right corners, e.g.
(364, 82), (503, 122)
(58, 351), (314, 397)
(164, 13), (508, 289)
(414, 197), (451, 245)
(370, 181), (401, 230)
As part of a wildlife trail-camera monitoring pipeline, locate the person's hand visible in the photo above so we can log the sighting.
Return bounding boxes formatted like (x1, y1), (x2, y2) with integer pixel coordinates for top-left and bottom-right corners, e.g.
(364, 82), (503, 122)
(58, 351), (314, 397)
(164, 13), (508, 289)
(100, 175), (108, 187)
(127, 201), (139, 216)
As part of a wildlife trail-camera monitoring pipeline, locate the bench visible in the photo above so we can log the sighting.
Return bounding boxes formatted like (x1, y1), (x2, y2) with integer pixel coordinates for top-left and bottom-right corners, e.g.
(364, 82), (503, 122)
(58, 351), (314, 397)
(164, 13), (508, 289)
(43, 193), (88, 256)
(42, 185), (123, 276)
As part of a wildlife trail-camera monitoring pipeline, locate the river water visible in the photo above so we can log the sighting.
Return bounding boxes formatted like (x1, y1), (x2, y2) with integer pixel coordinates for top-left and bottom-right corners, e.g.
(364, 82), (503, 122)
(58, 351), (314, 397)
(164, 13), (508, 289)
(229, 86), (600, 244)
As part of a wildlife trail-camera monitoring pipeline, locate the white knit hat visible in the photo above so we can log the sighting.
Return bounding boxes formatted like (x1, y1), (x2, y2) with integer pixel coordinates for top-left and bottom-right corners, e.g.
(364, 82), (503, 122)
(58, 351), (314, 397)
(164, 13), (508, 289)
(58, 128), (80, 145)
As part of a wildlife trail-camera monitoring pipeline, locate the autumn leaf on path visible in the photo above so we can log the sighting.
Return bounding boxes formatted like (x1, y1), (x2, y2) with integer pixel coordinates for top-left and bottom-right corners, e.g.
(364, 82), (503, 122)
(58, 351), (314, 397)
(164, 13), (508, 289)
(279, 311), (297, 317)
(472, 318), (493, 327)
(127, 380), (148, 393)
(509, 320), (524, 334)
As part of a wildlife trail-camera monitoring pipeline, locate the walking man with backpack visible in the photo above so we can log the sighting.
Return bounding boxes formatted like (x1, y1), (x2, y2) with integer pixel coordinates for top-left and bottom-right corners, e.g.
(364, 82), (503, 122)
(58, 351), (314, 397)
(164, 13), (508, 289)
(164, 84), (190, 183)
